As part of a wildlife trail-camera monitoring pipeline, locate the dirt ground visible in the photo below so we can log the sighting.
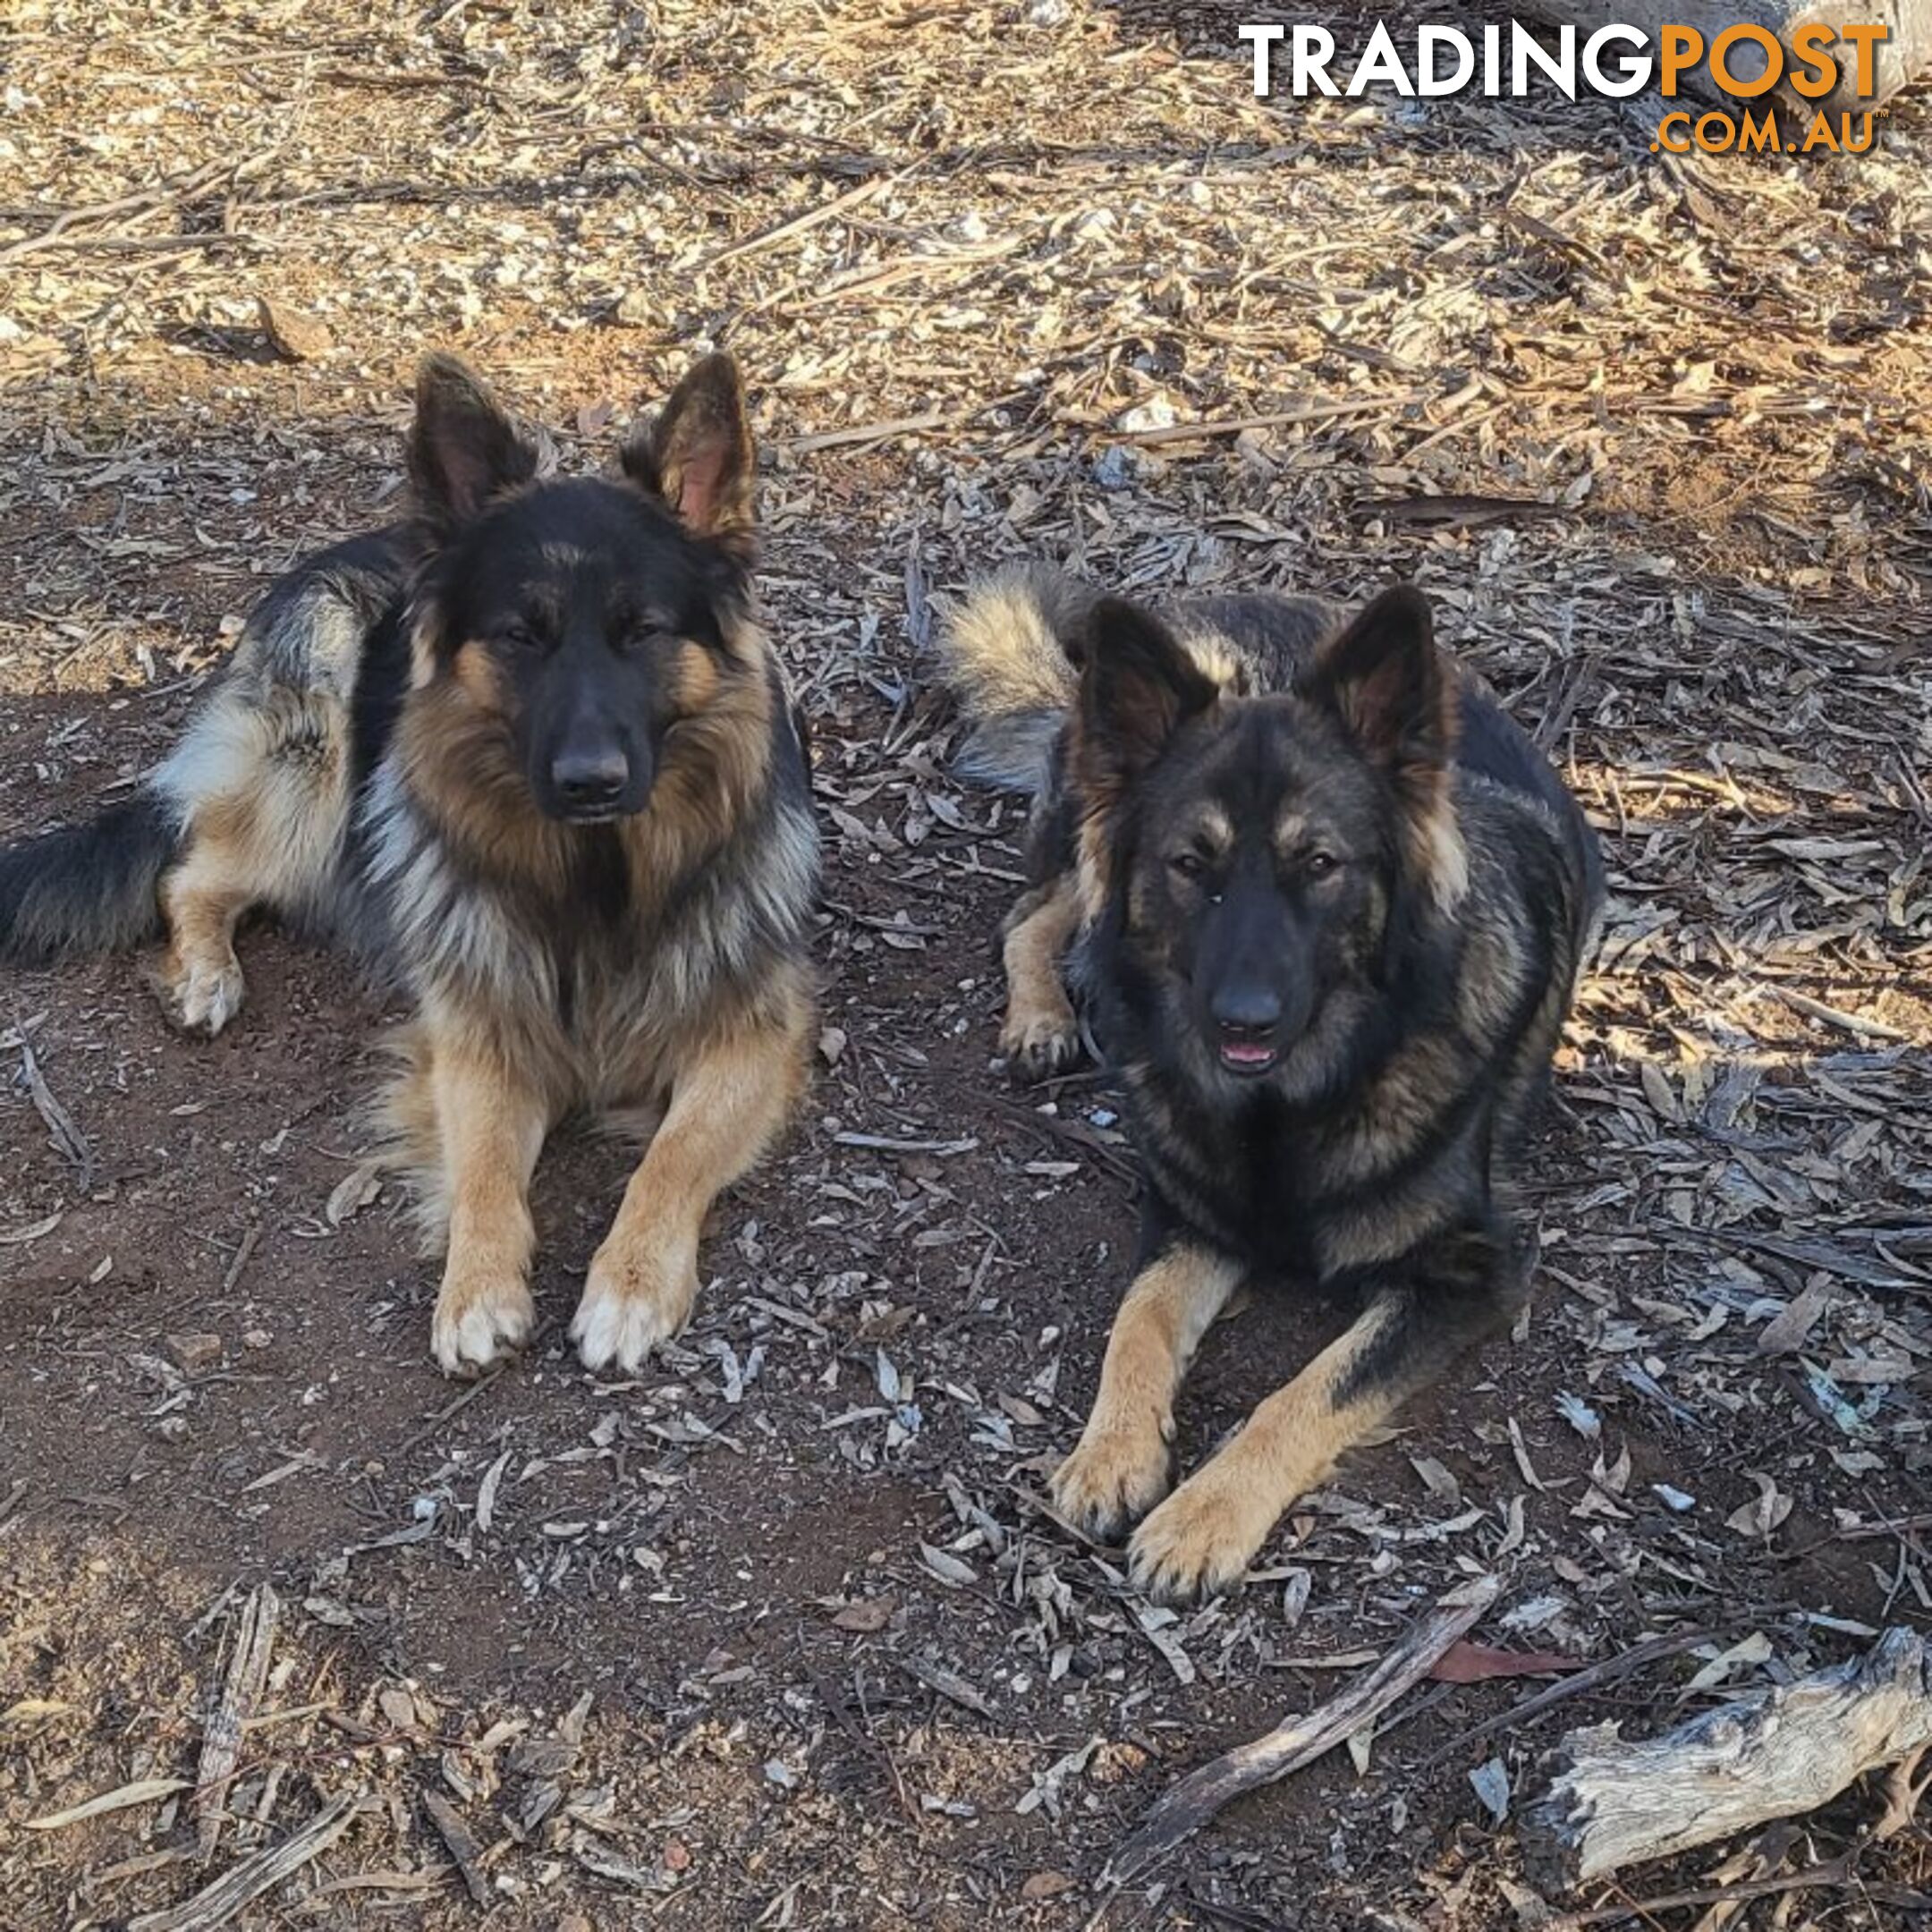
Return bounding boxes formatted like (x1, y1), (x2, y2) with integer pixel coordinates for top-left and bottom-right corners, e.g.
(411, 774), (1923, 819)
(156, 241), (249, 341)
(3, 3), (1930, 1928)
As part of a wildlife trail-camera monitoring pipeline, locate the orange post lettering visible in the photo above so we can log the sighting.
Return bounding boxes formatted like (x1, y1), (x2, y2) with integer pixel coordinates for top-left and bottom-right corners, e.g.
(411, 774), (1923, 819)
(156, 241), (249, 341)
(1787, 23), (1840, 98)
(1659, 24), (1704, 96)
(1709, 23), (1783, 95)
(1840, 23), (1888, 97)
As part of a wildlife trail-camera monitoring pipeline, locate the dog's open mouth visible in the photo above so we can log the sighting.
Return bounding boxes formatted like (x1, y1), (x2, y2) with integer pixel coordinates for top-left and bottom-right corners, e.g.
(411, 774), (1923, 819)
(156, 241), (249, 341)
(1217, 1039), (1279, 1077)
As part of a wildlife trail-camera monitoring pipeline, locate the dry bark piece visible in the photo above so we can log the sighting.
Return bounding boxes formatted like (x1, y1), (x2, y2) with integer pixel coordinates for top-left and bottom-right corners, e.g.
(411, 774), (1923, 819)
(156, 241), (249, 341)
(1522, 1626), (1932, 1891)
(256, 295), (334, 361)
(421, 1787), (492, 1906)
(26, 1777), (191, 1831)
(1021, 1870), (1076, 1900)
(830, 1595), (894, 1632)
(195, 1581), (280, 1858)
(166, 1333), (224, 1374)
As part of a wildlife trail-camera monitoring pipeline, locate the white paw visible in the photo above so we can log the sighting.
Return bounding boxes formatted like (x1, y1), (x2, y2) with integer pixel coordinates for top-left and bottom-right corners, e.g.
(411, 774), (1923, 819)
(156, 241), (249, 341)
(571, 1242), (698, 1374)
(165, 955), (246, 1036)
(431, 1278), (533, 1377)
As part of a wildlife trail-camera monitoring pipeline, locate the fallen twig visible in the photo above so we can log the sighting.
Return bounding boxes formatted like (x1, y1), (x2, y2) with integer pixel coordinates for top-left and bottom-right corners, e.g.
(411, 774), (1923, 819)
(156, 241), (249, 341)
(127, 1788), (366, 1932)
(1769, 985), (1912, 1042)
(14, 1028), (92, 1191)
(0, 158), (232, 263)
(1106, 1574), (1500, 1884)
(1112, 389), (1433, 445)
(801, 1652), (919, 1827)
(1687, 1819), (1800, 1932)
(834, 1131), (979, 1156)
(690, 165), (908, 276)
(1544, 1852), (1858, 1928)
(195, 1582), (281, 1859)
(26, 1777), (190, 1831)
(1419, 1630), (1709, 1768)
(219, 1224), (261, 1296)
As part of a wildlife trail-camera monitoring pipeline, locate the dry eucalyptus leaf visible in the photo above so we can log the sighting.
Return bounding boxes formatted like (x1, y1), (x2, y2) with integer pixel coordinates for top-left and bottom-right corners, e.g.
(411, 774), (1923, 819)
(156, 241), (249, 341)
(1725, 1473), (1794, 1539)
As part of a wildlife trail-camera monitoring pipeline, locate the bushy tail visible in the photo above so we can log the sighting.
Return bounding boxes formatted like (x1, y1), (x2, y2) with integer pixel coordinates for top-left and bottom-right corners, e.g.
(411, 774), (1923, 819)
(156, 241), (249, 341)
(936, 565), (1096, 793)
(0, 792), (181, 964)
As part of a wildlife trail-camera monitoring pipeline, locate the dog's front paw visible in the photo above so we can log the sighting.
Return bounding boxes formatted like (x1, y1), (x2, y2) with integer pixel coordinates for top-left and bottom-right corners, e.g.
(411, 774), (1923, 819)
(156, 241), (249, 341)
(1127, 1470), (1272, 1606)
(157, 950), (246, 1037)
(431, 1270), (533, 1377)
(1050, 1414), (1175, 1544)
(1000, 999), (1083, 1082)
(572, 1235), (699, 1374)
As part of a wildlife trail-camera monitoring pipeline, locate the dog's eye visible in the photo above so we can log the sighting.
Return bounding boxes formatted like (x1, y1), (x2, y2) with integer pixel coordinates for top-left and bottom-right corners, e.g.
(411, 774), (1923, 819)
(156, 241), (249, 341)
(1170, 852), (1208, 882)
(503, 621), (542, 651)
(1305, 852), (1341, 880)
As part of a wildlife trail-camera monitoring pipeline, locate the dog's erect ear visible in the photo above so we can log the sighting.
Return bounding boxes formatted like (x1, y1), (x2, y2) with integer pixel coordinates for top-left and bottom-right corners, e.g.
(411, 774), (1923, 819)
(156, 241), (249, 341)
(408, 354), (538, 529)
(1311, 584), (1467, 906)
(1311, 584), (1451, 769)
(622, 353), (756, 556)
(1078, 598), (1218, 798)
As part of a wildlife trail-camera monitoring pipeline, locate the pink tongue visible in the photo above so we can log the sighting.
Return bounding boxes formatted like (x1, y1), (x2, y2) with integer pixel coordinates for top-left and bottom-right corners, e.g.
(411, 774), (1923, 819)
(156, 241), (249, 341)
(1222, 1042), (1274, 1066)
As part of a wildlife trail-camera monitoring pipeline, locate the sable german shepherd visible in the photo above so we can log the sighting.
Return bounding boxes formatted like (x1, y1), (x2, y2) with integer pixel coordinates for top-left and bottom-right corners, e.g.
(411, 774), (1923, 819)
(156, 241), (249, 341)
(940, 569), (1602, 1603)
(0, 353), (818, 1379)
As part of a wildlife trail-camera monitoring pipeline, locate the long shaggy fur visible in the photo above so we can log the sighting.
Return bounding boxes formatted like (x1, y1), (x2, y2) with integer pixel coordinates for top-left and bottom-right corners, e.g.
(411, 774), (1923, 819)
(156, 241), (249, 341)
(0, 536), (414, 969)
(936, 564), (1096, 792)
(952, 562), (1605, 1600)
(0, 351), (820, 1379)
(0, 793), (181, 962)
(366, 614), (818, 1242)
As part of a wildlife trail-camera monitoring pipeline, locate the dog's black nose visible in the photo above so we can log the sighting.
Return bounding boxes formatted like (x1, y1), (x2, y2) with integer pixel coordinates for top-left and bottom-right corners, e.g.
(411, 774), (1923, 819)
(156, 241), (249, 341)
(1211, 985), (1283, 1037)
(552, 746), (629, 810)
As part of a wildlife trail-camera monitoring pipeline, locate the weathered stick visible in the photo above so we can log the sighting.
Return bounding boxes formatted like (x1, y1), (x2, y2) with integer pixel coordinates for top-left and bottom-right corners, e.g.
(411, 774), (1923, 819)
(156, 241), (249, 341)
(1106, 1574), (1500, 1885)
(128, 1788), (365, 1932)
(195, 1581), (280, 1858)
(1521, 1626), (1932, 1893)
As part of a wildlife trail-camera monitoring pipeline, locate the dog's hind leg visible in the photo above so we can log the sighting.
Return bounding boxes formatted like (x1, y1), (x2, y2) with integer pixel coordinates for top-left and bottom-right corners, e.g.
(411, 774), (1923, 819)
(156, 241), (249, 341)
(151, 681), (352, 1035)
(999, 873), (1084, 1080)
(1050, 1241), (1245, 1542)
(1126, 1224), (1517, 1605)
(148, 558), (382, 1034)
(572, 981), (812, 1375)
(156, 826), (257, 1036)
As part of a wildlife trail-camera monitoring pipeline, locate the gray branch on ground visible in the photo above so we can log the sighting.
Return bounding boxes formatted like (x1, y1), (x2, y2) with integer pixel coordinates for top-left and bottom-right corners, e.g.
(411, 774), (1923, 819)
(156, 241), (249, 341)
(1106, 1574), (1501, 1886)
(1521, 1626), (1932, 1892)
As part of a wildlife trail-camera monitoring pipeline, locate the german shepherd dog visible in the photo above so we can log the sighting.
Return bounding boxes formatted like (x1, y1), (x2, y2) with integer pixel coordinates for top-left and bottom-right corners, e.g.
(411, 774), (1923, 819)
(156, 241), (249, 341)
(940, 570), (1601, 1603)
(0, 354), (819, 1379)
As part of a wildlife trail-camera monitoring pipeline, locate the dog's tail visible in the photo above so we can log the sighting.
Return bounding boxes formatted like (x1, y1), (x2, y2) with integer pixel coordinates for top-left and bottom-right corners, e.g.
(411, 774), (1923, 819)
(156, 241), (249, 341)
(936, 565), (1097, 794)
(0, 792), (182, 964)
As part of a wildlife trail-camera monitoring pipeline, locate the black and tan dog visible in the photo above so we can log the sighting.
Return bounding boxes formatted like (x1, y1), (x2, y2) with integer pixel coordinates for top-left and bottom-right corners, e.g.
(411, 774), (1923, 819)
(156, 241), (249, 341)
(941, 568), (1601, 1603)
(0, 353), (818, 1378)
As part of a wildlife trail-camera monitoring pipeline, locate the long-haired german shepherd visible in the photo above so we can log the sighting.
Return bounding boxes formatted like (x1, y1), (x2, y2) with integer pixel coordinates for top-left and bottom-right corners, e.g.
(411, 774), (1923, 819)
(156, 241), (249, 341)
(940, 569), (1602, 1603)
(0, 354), (819, 1379)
